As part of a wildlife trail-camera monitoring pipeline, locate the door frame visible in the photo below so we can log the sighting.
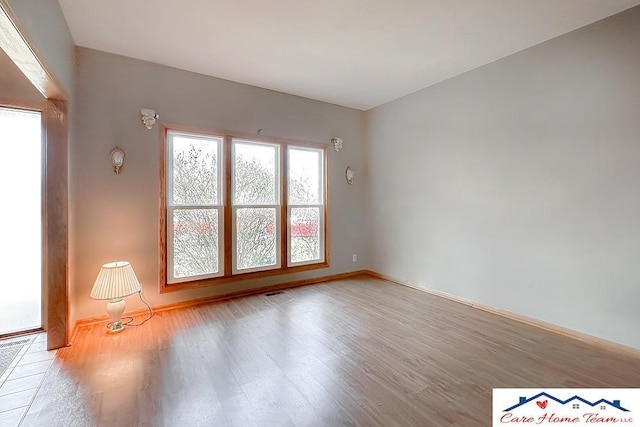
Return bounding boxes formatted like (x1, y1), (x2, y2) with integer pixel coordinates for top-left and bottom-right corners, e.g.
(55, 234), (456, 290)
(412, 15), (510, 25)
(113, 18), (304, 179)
(0, 1), (69, 350)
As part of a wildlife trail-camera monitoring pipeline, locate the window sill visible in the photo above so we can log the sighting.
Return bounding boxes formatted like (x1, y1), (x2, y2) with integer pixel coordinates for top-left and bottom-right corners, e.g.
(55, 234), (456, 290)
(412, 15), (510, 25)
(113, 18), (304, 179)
(160, 262), (329, 293)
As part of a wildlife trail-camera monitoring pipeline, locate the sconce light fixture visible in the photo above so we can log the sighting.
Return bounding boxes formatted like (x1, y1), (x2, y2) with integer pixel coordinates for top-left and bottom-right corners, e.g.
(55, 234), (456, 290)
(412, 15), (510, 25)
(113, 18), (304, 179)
(110, 147), (125, 174)
(331, 137), (343, 152)
(141, 108), (159, 129)
(345, 166), (354, 184)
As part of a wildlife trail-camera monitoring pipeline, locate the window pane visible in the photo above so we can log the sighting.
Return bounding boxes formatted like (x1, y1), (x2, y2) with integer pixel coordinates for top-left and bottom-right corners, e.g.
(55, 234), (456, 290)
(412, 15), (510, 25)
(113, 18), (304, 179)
(236, 208), (277, 270)
(290, 207), (321, 263)
(173, 209), (219, 278)
(234, 141), (278, 205)
(288, 148), (322, 204)
(171, 134), (220, 205)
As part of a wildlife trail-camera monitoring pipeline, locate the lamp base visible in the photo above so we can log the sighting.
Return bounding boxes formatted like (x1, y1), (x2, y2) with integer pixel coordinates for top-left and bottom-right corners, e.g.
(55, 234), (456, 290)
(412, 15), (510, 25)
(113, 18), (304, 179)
(105, 298), (127, 333)
(107, 321), (125, 333)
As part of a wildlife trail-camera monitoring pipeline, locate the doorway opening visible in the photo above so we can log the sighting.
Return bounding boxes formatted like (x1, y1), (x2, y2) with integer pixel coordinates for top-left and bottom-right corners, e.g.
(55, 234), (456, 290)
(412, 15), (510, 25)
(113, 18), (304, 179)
(0, 106), (43, 336)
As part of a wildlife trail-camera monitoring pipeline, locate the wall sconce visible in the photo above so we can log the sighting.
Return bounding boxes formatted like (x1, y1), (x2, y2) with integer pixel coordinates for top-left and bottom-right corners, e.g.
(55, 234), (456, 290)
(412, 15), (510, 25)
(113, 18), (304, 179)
(331, 137), (343, 152)
(345, 166), (354, 184)
(110, 147), (125, 174)
(141, 108), (159, 129)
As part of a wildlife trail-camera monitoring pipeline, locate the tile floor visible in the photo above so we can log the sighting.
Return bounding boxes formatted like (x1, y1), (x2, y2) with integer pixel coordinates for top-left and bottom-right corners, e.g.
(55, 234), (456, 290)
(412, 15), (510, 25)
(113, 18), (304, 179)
(0, 334), (56, 427)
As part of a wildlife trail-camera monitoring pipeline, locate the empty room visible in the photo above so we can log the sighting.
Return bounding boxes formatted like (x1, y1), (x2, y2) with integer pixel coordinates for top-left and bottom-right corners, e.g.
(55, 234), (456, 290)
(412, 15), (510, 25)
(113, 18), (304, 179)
(0, 1), (639, 426)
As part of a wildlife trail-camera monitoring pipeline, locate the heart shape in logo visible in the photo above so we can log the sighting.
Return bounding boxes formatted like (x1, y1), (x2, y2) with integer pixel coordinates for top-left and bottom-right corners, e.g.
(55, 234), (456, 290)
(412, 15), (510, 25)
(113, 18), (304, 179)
(536, 400), (548, 409)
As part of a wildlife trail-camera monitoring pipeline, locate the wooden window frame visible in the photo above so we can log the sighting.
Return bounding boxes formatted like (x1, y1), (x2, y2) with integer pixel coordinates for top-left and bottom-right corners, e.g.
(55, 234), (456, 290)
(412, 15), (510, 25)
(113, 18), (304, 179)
(160, 124), (329, 293)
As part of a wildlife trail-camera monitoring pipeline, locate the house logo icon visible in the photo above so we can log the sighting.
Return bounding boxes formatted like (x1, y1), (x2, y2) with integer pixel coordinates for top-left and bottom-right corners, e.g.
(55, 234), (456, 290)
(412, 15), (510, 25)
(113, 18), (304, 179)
(493, 388), (639, 425)
(504, 392), (630, 412)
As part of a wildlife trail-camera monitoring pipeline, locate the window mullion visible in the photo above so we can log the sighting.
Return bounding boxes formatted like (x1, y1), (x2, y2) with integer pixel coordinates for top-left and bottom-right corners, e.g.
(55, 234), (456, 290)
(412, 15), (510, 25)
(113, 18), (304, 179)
(167, 205), (175, 282)
(233, 204), (279, 209)
(281, 144), (288, 270)
(289, 204), (324, 213)
(224, 135), (233, 276)
(169, 204), (218, 209)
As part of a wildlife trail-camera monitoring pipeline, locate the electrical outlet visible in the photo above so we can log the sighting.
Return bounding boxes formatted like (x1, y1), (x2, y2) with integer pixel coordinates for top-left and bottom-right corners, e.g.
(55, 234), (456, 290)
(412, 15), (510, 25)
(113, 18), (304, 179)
(352, 254), (357, 262)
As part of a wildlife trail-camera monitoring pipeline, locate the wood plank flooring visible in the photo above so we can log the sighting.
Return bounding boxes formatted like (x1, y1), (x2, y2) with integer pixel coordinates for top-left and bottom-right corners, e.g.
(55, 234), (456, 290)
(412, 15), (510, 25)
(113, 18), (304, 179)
(20, 275), (640, 426)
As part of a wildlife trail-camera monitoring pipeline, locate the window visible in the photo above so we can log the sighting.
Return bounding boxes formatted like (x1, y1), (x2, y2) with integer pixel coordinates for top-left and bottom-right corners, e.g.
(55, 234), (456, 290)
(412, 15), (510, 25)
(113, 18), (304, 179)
(161, 128), (327, 290)
(166, 132), (223, 283)
(288, 146), (325, 265)
(232, 139), (280, 273)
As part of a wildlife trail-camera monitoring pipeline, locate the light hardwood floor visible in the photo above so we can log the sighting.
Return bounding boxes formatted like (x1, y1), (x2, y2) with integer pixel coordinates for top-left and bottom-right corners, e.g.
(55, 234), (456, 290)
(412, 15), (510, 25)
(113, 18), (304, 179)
(20, 275), (640, 426)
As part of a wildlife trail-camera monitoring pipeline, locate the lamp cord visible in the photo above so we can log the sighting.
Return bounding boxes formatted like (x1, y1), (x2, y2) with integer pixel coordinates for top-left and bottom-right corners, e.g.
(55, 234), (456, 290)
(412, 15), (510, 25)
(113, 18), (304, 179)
(106, 291), (154, 330)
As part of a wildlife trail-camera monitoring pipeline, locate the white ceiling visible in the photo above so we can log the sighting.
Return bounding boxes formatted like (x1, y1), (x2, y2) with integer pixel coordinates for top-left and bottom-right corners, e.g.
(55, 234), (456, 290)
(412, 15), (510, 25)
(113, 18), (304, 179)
(58, 0), (640, 110)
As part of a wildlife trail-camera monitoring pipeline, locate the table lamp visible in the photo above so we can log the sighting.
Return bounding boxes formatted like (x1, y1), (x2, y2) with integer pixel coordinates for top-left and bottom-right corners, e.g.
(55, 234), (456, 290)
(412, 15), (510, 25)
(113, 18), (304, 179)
(90, 261), (142, 333)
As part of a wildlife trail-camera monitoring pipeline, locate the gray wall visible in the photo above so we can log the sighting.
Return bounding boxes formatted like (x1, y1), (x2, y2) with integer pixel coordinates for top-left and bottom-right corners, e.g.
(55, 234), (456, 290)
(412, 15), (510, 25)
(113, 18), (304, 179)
(365, 6), (640, 349)
(72, 48), (367, 323)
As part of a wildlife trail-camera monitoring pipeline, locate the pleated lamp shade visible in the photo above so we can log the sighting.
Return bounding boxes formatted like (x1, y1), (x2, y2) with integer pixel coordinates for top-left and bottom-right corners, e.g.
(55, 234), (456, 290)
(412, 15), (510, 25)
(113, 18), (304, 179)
(90, 261), (141, 300)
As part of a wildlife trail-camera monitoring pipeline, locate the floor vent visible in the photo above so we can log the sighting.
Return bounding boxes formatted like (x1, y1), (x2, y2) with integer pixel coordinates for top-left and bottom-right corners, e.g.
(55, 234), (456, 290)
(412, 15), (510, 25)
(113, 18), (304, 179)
(265, 291), (285, 297)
